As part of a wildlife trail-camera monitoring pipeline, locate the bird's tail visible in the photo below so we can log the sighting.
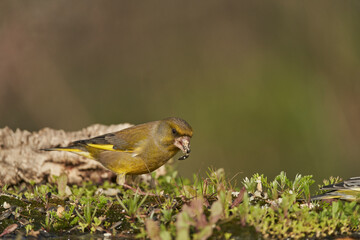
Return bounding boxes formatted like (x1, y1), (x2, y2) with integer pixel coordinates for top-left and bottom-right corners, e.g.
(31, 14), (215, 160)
(311, 190), (360, 201)
(42, 146), (78, 152)
(310, 193), (339, 201)
(41, 146), (92, 158)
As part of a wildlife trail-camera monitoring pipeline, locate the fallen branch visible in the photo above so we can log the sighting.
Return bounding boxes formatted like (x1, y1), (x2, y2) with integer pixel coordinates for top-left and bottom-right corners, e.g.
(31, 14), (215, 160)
(0, 124), (133, 185)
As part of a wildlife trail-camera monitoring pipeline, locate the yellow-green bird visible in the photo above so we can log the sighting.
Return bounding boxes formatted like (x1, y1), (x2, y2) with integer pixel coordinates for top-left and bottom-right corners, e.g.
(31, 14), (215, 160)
(311, 177), (360, 201)
(44, 117), (193, 183)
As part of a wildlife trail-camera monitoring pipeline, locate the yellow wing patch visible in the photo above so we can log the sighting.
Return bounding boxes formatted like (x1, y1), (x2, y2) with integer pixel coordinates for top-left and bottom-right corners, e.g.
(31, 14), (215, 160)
(86, 143), (133, 152)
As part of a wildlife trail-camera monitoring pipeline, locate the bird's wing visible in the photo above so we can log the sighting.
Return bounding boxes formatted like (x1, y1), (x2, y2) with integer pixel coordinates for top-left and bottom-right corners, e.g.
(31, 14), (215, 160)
(321, 177), (360, 191)
(311, 177), (360, 201)
(71, 122), (154, 153)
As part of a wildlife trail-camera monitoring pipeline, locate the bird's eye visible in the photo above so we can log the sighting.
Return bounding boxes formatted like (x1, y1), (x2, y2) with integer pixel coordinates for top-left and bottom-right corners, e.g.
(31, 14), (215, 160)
(172, 128), (177, 134)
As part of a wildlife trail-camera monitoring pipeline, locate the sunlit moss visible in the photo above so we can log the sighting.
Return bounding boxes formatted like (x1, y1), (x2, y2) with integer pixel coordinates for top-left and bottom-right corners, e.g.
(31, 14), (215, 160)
(0, 168), (359, 239)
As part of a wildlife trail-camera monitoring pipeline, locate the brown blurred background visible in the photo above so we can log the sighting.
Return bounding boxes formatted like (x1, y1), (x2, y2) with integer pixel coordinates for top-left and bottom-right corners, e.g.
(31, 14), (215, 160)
(1, 1), (360, 185)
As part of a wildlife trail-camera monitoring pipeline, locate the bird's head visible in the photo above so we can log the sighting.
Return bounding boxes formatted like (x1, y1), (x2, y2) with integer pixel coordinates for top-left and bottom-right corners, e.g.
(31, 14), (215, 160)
(158, 117), (193, 160)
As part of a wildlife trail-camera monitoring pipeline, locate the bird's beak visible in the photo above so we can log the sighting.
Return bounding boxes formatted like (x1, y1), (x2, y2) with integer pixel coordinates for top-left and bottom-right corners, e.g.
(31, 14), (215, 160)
(174, 136), (191, 160)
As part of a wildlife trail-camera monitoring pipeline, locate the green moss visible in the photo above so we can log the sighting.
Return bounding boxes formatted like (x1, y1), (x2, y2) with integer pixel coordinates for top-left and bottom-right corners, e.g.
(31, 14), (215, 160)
(0, 168), (359, 239)
(0, 195), (27, 208)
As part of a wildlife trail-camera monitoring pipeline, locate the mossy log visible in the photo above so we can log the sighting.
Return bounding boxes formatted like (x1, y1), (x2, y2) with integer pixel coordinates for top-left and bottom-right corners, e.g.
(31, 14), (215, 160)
(0, 124), (135, 185)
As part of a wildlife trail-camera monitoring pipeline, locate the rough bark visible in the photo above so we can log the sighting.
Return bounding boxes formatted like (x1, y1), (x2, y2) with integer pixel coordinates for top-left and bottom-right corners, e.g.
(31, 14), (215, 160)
(0, 124), (135, 186)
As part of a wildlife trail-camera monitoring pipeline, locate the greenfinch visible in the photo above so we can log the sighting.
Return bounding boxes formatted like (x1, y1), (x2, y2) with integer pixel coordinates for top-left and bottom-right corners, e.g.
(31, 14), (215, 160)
(44, 117), (193, 182)
(311, 177), (360, 201)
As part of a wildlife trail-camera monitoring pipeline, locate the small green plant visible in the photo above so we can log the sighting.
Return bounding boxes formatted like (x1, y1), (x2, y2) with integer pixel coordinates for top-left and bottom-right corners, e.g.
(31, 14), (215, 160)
(24, 224), (33, 235)
(75, 197), (103, 232)
(116, 192), (148, 220)
(42, 210), (56, 231)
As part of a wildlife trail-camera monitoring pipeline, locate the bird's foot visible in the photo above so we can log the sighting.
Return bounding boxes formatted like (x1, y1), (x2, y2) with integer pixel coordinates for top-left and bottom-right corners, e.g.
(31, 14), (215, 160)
(121, 183), (156, 196)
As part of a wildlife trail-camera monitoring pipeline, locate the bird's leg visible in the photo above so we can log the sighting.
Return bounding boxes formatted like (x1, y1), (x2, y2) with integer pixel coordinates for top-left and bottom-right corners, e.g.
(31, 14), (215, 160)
(116, 174), (155, 196)
(116, 174), (126, 185)
(122, 183), (155, 196)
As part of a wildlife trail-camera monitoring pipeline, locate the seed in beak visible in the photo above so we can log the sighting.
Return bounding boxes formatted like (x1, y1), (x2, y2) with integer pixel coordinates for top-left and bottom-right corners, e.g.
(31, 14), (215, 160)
(174, 136), (191, 160)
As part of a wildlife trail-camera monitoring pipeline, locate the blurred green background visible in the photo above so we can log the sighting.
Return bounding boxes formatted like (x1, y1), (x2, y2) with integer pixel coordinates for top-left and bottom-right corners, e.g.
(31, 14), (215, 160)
(1, 1), (360, 185)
